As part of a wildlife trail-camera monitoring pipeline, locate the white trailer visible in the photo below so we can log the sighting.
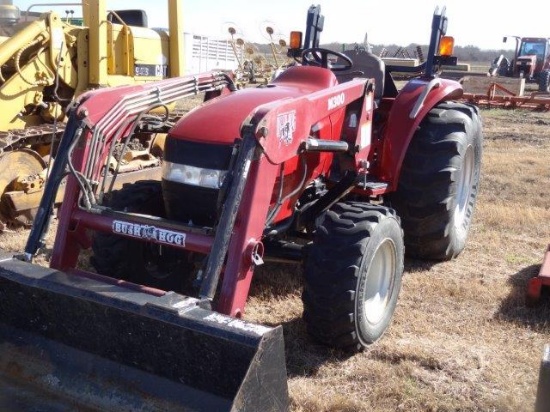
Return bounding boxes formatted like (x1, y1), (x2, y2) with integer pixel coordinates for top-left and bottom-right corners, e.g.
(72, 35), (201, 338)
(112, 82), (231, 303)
(183, 33), (241, 75)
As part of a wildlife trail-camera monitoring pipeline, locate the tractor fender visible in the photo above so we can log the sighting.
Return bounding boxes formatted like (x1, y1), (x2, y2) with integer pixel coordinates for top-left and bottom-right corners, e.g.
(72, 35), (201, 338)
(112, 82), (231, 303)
(379, 77), (462, 191)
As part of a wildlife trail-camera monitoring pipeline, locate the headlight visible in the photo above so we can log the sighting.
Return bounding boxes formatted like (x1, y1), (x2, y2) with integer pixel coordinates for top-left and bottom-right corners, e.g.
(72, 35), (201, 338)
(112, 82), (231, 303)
(162, 161), (227, 189)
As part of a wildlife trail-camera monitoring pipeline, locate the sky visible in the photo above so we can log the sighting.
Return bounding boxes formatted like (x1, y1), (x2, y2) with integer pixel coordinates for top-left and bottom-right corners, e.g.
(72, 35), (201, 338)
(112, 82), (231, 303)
(14, 0), (550, 50)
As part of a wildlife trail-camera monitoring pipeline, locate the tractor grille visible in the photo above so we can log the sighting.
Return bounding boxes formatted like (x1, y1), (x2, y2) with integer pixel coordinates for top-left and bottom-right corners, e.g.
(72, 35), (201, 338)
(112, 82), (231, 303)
(162, 138), (233, 227)
(162, 180), (219, 226)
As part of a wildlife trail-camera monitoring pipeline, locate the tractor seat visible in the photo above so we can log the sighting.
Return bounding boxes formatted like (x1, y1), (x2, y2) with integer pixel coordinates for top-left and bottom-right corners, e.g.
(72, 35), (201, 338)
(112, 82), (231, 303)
(338, 49), (385, 103)
(270, 65), (338, 93)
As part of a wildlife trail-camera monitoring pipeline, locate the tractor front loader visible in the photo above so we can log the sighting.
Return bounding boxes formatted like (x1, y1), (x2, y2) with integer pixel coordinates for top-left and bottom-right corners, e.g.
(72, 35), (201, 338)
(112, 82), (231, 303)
(0, 5), (482, 411)
(0, 72), (289, 411)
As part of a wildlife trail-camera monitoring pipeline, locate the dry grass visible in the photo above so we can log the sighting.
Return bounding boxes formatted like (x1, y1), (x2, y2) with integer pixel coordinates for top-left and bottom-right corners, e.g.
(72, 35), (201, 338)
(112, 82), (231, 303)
(1, 106), (550, 411)
(248, 108), (550, 411)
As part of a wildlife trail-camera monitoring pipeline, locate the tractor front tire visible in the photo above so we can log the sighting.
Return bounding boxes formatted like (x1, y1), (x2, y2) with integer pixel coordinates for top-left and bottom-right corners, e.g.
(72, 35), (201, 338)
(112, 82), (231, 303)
(539, 70), (550, 92)
(90, 180), (192, 292)
(302, 203), (404, 351)
(389, 101), (483, 260)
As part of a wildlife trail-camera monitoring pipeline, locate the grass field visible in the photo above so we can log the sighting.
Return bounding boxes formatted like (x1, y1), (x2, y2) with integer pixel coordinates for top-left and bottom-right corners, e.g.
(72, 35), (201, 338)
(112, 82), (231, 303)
(248, 107), (550, 412)
(1, 102), (549, 411)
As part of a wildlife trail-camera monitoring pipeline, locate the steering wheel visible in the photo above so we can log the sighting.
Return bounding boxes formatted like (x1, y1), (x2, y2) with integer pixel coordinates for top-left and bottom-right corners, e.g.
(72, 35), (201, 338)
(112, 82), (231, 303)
(301, 47), (353, 72)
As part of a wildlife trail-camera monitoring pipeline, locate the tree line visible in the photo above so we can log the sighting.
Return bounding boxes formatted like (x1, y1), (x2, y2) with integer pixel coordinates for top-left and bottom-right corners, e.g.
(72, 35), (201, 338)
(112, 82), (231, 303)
(255, 42), (513, 64)
(324, 42), (513, 63)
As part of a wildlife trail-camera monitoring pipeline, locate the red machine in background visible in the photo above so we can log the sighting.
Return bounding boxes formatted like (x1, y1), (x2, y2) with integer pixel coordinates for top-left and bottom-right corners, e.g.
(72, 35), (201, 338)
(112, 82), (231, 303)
(492, 36), (550, 92)
(527, 246), (550, 305)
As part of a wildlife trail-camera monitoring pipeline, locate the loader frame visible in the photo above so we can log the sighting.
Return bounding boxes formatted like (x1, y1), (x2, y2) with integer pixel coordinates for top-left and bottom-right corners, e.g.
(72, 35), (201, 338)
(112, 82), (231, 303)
(26, 69), (377, 316)
(25, 5), (466, 317)
(5, 68), (292, 411)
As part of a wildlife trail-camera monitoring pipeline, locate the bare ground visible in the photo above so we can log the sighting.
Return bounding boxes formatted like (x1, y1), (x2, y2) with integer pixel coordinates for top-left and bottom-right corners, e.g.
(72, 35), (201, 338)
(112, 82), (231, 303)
(1, 105), (550, 411)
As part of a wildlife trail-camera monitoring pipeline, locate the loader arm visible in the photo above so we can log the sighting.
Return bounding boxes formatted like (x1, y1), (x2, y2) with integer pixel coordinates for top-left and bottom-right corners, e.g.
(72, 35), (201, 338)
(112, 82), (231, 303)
(201, 75), (376, 314)
(26, 70), (374, 316)
(15, 69), (380, 412)
(26, 71), (235, 262)
(14, 70), (291, 412)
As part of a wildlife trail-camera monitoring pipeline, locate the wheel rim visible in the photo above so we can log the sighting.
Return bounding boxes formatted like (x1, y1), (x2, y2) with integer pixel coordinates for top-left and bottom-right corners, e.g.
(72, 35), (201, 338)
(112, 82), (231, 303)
(0, 149), (46, 195)
(0, 149), (46, 225)
(362, 239), (396, 325)
(454, 144), (474, 229)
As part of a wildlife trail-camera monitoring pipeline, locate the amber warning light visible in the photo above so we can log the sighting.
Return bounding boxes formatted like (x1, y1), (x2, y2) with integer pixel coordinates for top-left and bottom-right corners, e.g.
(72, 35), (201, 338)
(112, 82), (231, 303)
(289, 31), (302, 49)
(439, 36), (454, 57)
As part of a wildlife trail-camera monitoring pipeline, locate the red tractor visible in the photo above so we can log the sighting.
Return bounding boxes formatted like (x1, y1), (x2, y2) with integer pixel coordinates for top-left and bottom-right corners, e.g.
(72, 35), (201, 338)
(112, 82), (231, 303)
(492, 36), (550, 92)
(0, 5), (482, 411)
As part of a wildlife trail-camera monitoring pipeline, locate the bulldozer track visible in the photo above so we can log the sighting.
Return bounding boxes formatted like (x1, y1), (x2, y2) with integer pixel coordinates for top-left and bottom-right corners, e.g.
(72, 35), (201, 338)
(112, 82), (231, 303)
(0, 107), (192, 155)
(0, 125), (65, 230)
(0, 124), (64, 154)
(0, 107), (193, 230)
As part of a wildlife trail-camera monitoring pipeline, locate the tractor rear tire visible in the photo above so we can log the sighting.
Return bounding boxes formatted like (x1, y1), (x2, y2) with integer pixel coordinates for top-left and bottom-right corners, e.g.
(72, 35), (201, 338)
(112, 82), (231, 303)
(389, 101), (483, 260)
(539, 70), (550, 92)
(90, 180), (192, 292)
(302, 203), (404, 352)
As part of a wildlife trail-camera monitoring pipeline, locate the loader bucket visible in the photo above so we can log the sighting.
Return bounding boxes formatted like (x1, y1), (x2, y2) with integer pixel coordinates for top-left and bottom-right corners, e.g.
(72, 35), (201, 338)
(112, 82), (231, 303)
(0, 251), (289, 411)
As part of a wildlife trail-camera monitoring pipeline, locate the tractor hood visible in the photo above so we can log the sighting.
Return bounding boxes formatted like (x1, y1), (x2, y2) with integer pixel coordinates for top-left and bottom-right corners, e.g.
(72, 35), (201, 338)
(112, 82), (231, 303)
(169, 66), (338, 145)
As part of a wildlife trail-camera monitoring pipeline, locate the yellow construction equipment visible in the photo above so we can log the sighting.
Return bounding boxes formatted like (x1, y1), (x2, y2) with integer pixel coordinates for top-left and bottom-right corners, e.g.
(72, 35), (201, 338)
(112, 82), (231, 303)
(0, 0), (188, 228)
